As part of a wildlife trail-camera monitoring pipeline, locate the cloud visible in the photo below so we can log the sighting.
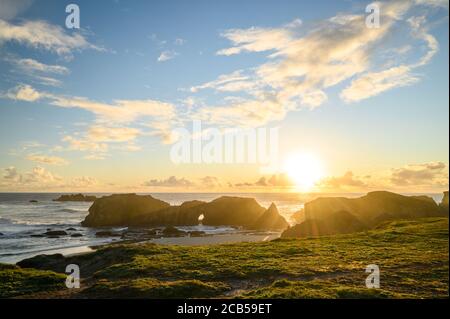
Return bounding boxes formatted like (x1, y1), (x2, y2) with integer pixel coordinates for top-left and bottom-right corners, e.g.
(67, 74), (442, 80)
(3, 56), (69, 87)
(3, 167), (21, 182)
(341, 15), (439, 102)
(87, 126), (141, 142)
(10, 58), (69, 74)
(63, 135), (108, 153)
(189, 0), (444, 127)
(144, 176), (194, 187)
(340, 65), (419, 102)
(4, 84), (42, 101)
(200, 176), (222, 188)
(157, 50), (178, 62)
(174, 38), (186, 46)
(69, 176), (98, 188)
(1, 166), (100, 190)
(235, 173), (295, 188)
(318, 171), (368, 190)
(26, 154), (69, 166)
(2, 85), (177, 148)
(390, 162), (448, 187)
(0, 19), (103, 58)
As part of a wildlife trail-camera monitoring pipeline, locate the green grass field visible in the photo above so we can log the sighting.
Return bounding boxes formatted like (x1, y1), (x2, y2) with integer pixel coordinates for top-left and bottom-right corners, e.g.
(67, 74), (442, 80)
(1, 217), (448, 298)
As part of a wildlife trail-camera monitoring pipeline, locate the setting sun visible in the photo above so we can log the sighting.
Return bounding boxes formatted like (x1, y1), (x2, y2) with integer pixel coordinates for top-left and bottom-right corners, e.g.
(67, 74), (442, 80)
(284, 153), (324, 191)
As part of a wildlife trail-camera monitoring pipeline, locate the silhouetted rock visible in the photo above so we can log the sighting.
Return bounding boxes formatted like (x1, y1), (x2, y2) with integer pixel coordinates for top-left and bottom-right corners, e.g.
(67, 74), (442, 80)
(53, 194), (97, 202)
(162, 226), (187, 237)
(44, 230), (68, 236)
(439, 191), (449, 213)
(281, 191), (444, 238)
(251, 203), (289, 231)
(66, 227), (77, 231)
(282, 210), (366, 238)
(0, 232), (3, 236)
(81, 194), (287, 231)
(82, 194), (170, 227)
(17, 254), (65, 270)
(70, 233), (83, 237)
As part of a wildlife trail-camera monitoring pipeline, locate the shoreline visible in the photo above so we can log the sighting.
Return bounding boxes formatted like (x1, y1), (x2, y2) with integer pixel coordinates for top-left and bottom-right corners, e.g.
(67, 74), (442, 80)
(1, 230), (281, 264)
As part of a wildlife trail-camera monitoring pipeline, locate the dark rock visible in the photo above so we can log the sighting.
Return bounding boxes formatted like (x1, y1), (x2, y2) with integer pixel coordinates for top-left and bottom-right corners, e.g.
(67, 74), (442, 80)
(281, 191), (445, 238)
(95, 231), (122, 237)
(66, 227), (77, 231)
(81, 194), (289, 231)
(30, 234), (44, 238)
(82, 194), (170, 227)
(251, 203), (289, 231)
(53, 193), (97, 202)
(70, 233), (83, 237)
(17, 254), (65, 270)
(44, 230), (68, 236)
(162, 226), (187, 237)
(0, 232), (3, 236)
(439, 191), (449, 213)
(282, 210), (366, 238)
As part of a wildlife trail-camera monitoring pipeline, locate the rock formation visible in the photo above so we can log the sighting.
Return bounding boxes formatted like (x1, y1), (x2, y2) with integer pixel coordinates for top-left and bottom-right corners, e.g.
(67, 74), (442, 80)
(81, 194), (288, 231)
(252, 203), (289, 231)
(81, 193), (170, 227)
(282, 191), (445, 238)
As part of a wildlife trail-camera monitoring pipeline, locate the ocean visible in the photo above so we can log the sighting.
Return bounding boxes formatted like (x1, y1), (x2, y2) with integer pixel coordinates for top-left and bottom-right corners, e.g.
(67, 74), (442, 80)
(0, 192), (444, 264)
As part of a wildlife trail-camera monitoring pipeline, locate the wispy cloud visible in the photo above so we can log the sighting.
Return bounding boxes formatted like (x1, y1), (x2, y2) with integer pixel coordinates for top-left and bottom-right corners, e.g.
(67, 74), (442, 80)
(188, 0), (444, 127)
(26, 154), (69, 166)
(0, 19), (103, 58)
(157, 50), (178, 62)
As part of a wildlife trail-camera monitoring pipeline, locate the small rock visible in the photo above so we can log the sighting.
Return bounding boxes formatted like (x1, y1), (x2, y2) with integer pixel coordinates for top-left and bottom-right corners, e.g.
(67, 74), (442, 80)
(0, 232), (4, 236)
(162, 226), (187, 237)
(44, 230), (68, 236)
(70, 233), (83, 237)
(66, 227), (77, 231)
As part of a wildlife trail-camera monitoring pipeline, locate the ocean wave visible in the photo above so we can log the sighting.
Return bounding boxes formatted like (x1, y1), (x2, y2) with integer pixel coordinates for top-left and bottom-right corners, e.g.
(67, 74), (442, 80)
(56, 208), (86, 213)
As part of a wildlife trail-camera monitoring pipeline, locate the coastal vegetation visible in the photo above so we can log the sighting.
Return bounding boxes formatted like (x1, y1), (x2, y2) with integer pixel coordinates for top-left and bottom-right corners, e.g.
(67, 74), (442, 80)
(3, 217), (448, 298)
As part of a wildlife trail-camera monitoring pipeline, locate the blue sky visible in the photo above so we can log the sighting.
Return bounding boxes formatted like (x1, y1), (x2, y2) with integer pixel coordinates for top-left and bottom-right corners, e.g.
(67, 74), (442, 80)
(0, 0), (448, 192)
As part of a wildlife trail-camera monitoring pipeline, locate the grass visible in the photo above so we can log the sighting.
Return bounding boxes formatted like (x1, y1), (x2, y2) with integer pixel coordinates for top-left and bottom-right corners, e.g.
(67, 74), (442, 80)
(0, 263), (66, 298)
(2, 217), (448, 299)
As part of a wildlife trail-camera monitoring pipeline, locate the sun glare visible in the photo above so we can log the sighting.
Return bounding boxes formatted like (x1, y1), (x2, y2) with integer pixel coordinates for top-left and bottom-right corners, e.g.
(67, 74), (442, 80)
(284, 152), (324, 191)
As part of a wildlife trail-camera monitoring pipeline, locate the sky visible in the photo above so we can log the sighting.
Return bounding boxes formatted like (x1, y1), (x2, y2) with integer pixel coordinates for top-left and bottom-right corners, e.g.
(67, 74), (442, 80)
(0, 0), (448, 193)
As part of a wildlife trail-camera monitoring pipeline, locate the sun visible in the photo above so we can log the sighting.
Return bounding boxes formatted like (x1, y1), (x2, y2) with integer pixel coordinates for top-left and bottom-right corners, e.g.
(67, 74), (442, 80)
(283, 152), (324, 191)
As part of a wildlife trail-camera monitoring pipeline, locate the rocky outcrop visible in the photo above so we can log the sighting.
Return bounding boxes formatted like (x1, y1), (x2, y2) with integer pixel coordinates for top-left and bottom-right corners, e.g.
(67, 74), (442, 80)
(53, 194), (97, 202)
(252, 203), (289, 231)
(440, 191), (449, 213)
(82, 194), (288, 231)
(81, 194), (170, 227)
(282, 191), (445, 238)
(282, 210), (366, 238)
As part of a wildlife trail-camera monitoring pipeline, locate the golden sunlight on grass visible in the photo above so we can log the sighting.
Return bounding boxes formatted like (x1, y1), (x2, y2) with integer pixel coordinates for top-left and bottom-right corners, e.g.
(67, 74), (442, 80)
(283, 152), (324, 191)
